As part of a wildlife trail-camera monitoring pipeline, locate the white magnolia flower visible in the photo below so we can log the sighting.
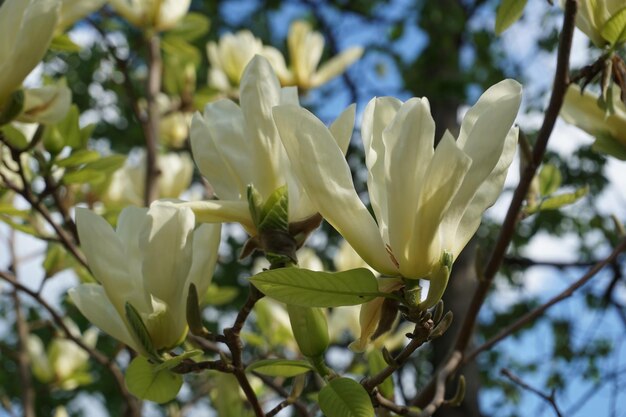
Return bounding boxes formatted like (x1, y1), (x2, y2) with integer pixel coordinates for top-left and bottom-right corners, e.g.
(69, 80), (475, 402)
(0, 0), (60, 108)
(274, 80), (521, 288)
(57, 0), (106, 33)
(69, 204), (221, 353)
(185, 55), (355, 235)
(17, 84), (72, 124)
(27, 320), (98, 390)
(207, 30), (288, 95)
(109, 0), (191, 32)
(567, 0), (626, 47)
(561, 84), (626, 159)
(278, 20), (363, 90)
(103, 150), (194, 207)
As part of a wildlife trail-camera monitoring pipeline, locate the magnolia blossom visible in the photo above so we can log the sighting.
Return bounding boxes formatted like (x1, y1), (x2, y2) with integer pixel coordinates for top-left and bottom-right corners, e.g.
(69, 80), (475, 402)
(0, 0), (60, 108)
(568, 0), (626, 47)
(109, 0), (190, 32)
(277, 20), (363, 90)
(561, 84), (626, 159)
(103, 150), (194, 207)
(69, 204), (221, 353)
(57, 0), (106, 33)
(207, 31), (288, 95)
(17, 84), (72, 124)
(184, 55), (355, 235)
(27, 320), (98, 390)
(274, 80), (521, 289)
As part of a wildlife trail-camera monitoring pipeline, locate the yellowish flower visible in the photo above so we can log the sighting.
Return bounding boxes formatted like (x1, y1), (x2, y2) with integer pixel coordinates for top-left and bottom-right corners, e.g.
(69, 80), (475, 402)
(69, 204), (221, 353)
(207, 30), (288, 95)
(273, 80), (521, 306)
(278, 20), (363, 90)
(109, 0), (191, 32)
(568, 0), (626, 47)
(17, 84), (72, 124)
(560, 84), (626, 159)
(183, 56), (355, 235)
(0, 0), (60, 108)
(57, 0), (106, 33)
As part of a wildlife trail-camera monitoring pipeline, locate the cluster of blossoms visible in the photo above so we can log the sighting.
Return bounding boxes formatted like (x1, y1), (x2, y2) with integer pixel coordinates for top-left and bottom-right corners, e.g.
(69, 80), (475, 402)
(72, 54), (522, 353)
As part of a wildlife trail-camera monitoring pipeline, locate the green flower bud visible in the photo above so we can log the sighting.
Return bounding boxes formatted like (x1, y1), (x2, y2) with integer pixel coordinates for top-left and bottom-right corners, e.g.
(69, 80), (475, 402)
(287, 305), (329, 359)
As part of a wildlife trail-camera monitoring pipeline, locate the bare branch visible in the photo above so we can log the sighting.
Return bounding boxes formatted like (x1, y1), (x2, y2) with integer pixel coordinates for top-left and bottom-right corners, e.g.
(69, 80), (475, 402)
(501, 368), (564, 417)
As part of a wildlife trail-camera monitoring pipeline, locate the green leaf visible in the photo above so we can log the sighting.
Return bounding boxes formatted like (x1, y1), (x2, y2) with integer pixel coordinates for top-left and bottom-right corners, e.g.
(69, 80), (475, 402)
(50, 34), (82, 53)
(287, 305), (329, 358)
(125, 356), (182, 403)
(205, 284), (239, 306)
(250, 267), (380, 308)
(43, 105), (80, 154)
(246, 359), (314, 377)
(168, 13), (210, 41)
(161, 36), (201, 66)
(0, 90), (24, 126)
(527, 186), (589, 214)
(55, 150), (101, 168)
(42, 244), (68, 278)
(318, 377), (375, 417)
(259, 185), (289, 232)
(0, 125), (28, 149)
(84, 154), (126, 172)
(495, 0), (528, 35)
(367, 350), (394, 399)
(538, 163), (562, 196)
(125, 302), (159, 360)
(62, 169), (107, 185)
(154, 350), (202, 372)
(600, 6), (626, 46)
(0, 204), (29, 217)
(247, 184), (263, 227)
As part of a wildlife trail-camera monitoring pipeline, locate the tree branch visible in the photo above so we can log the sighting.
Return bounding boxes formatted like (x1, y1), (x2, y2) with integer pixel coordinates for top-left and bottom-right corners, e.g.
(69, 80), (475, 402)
(500, 368), (564, 417)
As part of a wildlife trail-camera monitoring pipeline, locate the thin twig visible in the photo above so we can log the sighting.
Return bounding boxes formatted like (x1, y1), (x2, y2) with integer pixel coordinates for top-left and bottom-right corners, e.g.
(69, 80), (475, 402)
(0, 270), (141, 417)
(253, 372), (312, 417)
(224, 286), (265, 417)
(466, 238), (626, 362)
(417, 352), (462, 417)
(501, 368), (564, 417)
(413, 0), (578, 406)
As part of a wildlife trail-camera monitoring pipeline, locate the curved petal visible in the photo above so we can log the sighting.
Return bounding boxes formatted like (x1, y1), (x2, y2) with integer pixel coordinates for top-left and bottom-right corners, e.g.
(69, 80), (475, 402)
(18, 85), (72, 124)
(361, 97), (402, 244)
(273, 104), (397, 275)
(403, 133), (472, 278)
(239, 55), (285, 198)
(190, 110), (244, 200)
(177, 200), (254, 232)
(186, 223), (222, 297)
(311, 47), (363, 88)
(69, 284), (141, 353)
(329, 103), (356, 155)
(140, 204), (195, 307)
(116, 206), (149, 300)
(449, 127), (518, 256)
(383, 97), (435, 268)
(442, 79), (522, 245)
(76, 208), (139, 315)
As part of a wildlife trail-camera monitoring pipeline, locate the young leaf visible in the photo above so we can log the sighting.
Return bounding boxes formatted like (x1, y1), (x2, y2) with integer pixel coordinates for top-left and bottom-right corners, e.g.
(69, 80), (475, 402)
(154, 350), (203, 372)
(495, 0), (528, 35)
(125, 302), (159, 361)
(600, 6), (626, 46)
(246, 359), (314, 377)
(55, 150), (101, 168)
(168, 13), (210, 41)
(287, 305), (329, 358)
(318, 377), (375, 417)
(250, 267), (380, 307)
(125, 356), (183, 404)
(0, 125), (28, 149)
(186, 283), (207, 336)
(258, 185), (289, 232)
(538, 164), (562, 196)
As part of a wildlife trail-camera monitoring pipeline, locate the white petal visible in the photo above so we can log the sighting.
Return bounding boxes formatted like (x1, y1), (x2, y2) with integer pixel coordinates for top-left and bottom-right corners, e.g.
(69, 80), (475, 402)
(239, 55), (285, 197)
(190, 109), (245, 200)
(69, 284), (141, 353)
(383, 97), (435, 269)
(361, 97), (402, 244)
(273, 104), (397, 275)
(140, 204), (195, 306)
(76, 208), (140, 314)
(186, 223), (222, 297)
(403, 133), (472, 278)
(177, 200), (255, 233)
(450, 127), (518, 256)
(329, 104), (356, 155)
(18, 85), (72, 124)
(156, 0), (190, 31)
